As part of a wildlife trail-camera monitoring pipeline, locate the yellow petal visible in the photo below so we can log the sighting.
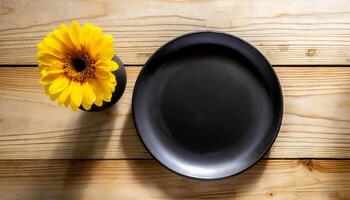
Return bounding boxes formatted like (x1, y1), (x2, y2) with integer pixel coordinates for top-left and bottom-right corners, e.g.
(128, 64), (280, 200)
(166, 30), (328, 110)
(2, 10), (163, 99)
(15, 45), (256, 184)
(64, 95), (71, 107)
(47, 67), (65, 75)
(90, 79), (103, 98)
(90, 25), (102, 47)
(50, 93), (60, 101)
(45, 84), (60, 101)
(94, 97), (103, 106)
(109, 60), (119, 71)
(109, 74), (116, 83)
(36, 52), (64, 66)
(70, 81), (83, 107)
(97, 49), (115, 61)
(108, 82), (116, 92)
(80, 23), (93, 51)
(40, 67), (48, 76)
(37, 48), (63, 62)
(82, 101), (91, 110)
(68, 20), (81, 49)
(92, 78), (112, 99)
(59, 24), (76, 51)
(82, 81), (96, 106)
(106, 74), (117, 92)
(44, 84), (50, 95)
(38, 64), (49, 72)
(99, 34), (114, 50)
(40, 63), (63, 76)
(79, 24), (88, 49)
(38, 36), (66, 59)
(85, 25), (103, 59)
(95, 60), (119, 71)
(71, 102), (79, 112)
(50, 29), (71, 52)
(40, 73), (61, 84)
(58, 82), (72, 105)
(95, 69), (112, 79)
(49, 76), (70, 94)
(94, 34), (115, 60)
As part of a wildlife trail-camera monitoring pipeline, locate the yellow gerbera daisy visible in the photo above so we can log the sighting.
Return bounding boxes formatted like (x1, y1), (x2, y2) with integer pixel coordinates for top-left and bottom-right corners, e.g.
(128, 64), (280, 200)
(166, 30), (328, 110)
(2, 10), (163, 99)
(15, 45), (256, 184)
(36, 20), (118, 111)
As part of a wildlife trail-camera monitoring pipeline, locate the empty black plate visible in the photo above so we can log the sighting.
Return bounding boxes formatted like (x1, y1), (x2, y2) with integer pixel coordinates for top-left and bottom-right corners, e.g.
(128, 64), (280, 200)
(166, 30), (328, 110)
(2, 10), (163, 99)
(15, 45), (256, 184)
(132, 31), (283, 179)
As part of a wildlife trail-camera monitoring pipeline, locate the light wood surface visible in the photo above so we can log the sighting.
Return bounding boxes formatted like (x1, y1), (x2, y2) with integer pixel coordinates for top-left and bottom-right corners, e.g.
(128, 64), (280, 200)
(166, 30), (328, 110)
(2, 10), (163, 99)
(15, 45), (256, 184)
(2, 0), (350, 65)
(1, 67), (350, 159)
(1, 1), (350, 199)
(0, 159), (349, 200)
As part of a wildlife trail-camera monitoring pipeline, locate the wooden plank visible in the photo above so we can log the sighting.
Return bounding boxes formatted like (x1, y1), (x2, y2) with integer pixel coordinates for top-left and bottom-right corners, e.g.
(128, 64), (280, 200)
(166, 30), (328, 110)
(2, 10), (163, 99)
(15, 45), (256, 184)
(1, 0), (350, 65)
(0, 159), (349, 200)
(1, 67), (350, 159)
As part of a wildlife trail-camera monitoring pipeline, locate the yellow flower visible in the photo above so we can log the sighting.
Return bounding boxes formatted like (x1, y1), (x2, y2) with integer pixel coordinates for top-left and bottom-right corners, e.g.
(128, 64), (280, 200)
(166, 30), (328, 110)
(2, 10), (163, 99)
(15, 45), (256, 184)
(36, 20), (118, 111)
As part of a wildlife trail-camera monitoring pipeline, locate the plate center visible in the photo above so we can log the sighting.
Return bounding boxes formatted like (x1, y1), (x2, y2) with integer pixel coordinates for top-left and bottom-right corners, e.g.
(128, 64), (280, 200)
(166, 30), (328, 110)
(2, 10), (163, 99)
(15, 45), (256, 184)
(156, 46), (267, 154)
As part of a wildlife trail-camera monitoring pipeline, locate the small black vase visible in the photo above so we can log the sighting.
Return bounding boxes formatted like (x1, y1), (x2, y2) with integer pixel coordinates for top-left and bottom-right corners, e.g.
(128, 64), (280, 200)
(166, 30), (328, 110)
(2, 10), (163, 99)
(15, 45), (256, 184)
(80, 55), (127, 112)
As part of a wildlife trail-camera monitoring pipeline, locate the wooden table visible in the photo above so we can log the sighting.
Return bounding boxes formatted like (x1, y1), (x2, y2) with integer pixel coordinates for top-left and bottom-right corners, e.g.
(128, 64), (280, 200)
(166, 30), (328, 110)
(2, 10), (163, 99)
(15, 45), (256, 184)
(1, 1), (350, 199)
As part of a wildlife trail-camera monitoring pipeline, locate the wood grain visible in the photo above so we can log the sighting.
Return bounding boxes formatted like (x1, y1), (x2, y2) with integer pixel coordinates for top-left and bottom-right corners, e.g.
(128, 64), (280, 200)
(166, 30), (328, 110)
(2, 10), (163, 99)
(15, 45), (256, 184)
(1, 0), (350, 65)
(1, 67), (350, 159)
(0, 159), (349, 200)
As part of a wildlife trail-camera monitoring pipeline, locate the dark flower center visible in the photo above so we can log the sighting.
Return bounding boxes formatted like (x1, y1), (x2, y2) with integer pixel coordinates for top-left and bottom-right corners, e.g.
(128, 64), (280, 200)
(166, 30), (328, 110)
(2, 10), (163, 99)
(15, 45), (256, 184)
(64, 51), (96, 82)
(72, 57), (86, 72)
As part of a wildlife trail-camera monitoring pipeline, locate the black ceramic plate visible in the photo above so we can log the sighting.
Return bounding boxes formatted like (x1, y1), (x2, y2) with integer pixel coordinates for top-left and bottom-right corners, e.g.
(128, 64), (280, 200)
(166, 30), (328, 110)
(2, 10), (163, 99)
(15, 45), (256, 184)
(132, 31), (283, 179)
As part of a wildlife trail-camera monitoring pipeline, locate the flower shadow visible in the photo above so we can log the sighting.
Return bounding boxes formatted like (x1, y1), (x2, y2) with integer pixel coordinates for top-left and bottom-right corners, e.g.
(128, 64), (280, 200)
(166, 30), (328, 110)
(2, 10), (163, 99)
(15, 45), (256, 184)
(25, 106), (118, 200)
(51, 106), (119, 200)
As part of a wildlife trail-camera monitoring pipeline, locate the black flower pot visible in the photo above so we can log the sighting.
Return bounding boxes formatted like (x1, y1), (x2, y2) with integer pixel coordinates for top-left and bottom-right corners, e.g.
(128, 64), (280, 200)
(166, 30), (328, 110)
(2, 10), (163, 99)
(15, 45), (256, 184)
(80, 55), (127, 112)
